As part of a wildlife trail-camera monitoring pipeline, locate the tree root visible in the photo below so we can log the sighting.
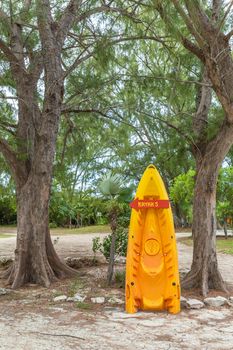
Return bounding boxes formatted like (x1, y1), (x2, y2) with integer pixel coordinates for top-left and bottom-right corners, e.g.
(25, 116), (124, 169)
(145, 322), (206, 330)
(181, 266), (228, 297)
(0, 232), (78, 289)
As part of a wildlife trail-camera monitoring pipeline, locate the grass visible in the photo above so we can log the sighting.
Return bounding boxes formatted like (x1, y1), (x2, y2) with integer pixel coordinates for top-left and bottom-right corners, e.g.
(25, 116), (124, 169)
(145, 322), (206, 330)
(75, 301), (92, 310)
(179, 236), (233, 255)
(0, 234), (14, 239)
(50, 225), (110, 235)
(0, 224), (110, 237)
(115, 270), (125, 284)
(216, 238), (233, 255)
(68, 278), (85, 297)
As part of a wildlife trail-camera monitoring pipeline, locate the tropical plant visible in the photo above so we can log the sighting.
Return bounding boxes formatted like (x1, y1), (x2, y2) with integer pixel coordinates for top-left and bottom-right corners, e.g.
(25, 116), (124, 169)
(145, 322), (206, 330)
(98, 173), (132, 285)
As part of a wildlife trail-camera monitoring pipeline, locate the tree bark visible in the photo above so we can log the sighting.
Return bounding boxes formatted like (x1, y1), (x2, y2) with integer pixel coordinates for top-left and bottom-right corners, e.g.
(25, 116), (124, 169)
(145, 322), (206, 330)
(107, 207), (118, 285)
(182, 121), (233, 295)
(107, 229), (117, 286)
(182, 157), (225, 295)
(4, 171), (76, 288)
(223, 220), (228, 239)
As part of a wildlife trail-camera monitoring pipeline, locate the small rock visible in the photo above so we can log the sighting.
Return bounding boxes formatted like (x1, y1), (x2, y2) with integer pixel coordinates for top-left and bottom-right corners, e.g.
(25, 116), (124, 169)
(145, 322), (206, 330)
(91, 297), (105, 304)
(66, 297), (75, 302)
(53, 295), (67, 302)
(180, 296), (188, 308)
(229, 296), (233, 303)
(73, 293), (86, 302)
(186, 298), (204, 309)
(204, 296), (227, 307)
(108, 297), (124, 305)
(0, 288), (11, 295)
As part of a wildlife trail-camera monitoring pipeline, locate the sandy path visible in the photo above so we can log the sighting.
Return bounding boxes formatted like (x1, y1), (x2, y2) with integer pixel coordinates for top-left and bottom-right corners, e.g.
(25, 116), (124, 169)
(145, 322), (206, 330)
(1, 231), (233, 286)
(0, 232), (106, 259)
(0, 300), (233, 350)
(1, 231), (233, 349)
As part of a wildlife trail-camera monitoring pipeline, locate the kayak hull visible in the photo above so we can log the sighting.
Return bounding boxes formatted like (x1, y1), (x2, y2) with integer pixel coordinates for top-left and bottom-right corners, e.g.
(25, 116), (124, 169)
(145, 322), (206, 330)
(125, 165), (180, 314)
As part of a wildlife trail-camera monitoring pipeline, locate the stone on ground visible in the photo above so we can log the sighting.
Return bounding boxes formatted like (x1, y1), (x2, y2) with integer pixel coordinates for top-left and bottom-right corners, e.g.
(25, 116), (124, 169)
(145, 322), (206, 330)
(186, 299), (204, 309)
(0, 288), (11, 295)
(204, 296), (228, 307)
(180, 296), (188, 308)
(53, 295), (67, 302)
(108, 297), (124, 305)
(91, 297), (105, 304)
(73, 293), (86, 302)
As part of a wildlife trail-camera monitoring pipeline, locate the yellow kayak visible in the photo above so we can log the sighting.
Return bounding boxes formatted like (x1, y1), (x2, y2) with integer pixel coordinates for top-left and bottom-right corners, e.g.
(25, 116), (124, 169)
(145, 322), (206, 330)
(125, 164), (180, 314)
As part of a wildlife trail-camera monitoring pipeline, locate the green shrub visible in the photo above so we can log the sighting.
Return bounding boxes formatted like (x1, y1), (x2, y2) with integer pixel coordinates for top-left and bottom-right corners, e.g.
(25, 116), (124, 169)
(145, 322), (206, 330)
(115, 270), (125, 284)
(92, 226), (128, 260)
(49, 222), (58, 229)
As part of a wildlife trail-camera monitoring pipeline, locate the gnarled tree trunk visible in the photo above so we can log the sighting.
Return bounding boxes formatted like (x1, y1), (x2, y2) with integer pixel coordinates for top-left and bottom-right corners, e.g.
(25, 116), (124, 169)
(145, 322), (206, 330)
(4, 169), (76, 288)
(182, 121), (233, 295)
(0, 0), (80, 288)
(182, 157), (224, 295)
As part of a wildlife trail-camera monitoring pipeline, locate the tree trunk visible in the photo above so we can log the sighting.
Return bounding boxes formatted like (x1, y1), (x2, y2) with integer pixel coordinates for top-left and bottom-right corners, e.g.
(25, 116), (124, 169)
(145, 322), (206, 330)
(107, 229), (117, 286)
(4, 170), (76, 289)
(182, 121), (233, 295)
(182, 154), (227, 295)
(0, 0), (87, 289)
(223, 220), (228, 239)
(107, 207), (118, 285)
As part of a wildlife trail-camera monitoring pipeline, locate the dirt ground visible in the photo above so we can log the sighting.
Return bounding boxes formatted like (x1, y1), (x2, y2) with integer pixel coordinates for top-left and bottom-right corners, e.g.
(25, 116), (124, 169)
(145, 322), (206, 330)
(0, 231), (233, 350)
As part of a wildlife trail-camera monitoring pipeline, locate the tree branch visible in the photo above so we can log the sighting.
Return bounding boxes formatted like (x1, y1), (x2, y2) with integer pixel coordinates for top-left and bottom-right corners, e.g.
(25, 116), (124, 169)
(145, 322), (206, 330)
(64, 51), (94, 77)
(75, 5), (141, 24)
(0, 138), (27, 185)
(56, 0), (82, 48)
(192, 68), (212, 151)
(23, 0), (32, 12)
(171, 0), (204, 47)
(0, 9), (11, 33)
(61, 106), (138, 128)
(0, 123), (16, 136)
(182, 37), (205, 62)
(0, 38), (19, 64)
(137, 110), (198, 149)
(64, 34), (173, 77)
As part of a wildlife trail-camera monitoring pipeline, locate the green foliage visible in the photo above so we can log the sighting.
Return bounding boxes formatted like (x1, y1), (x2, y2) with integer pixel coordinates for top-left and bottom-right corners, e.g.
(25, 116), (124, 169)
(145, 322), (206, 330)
(170, 166), (233, 226)
(68, 278), (85, 297)
(92, 226), (128, 260)
(49, 222), (58, 229)
(76, 302), (92, 310)
(92, 205), (130, 260)
(0, 0), (231, 235)
(92, 236), (102, 258)
(217, 167), (233, 224)
(99, 173), (122, 198)
(170, 169), (195, 225)
(216, 238), (233, 255)
(115, 270), (125, 285)
(0, 173), (16, 225)
(49, 185), (108, 227)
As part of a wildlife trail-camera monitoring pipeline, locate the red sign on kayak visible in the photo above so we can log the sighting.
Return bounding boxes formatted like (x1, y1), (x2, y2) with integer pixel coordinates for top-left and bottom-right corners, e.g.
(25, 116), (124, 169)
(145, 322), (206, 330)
(130, 198), (170, 211)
